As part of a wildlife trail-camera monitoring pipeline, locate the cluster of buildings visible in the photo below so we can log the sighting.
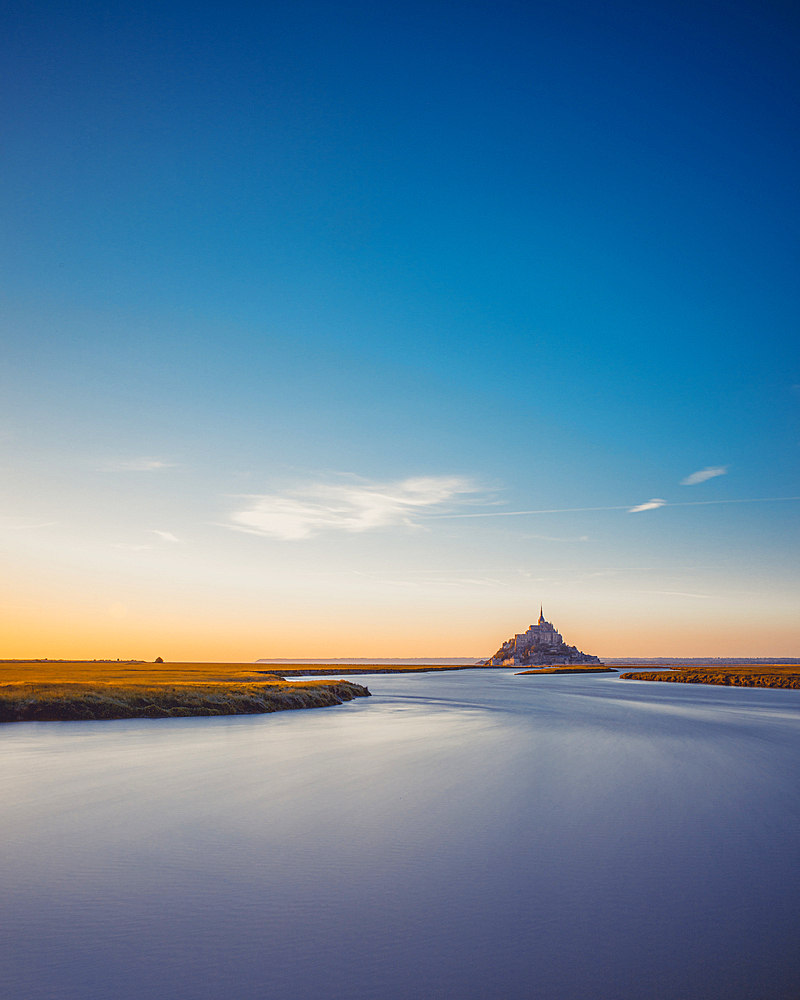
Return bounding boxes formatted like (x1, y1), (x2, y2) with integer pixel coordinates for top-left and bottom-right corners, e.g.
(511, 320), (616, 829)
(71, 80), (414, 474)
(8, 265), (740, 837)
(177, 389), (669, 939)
(483, 608), (601, 666)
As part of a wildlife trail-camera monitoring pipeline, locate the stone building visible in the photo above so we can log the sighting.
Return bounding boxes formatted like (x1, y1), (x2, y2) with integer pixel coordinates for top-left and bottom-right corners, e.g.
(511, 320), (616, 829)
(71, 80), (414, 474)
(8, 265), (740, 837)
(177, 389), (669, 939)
(484, 607), (601, 666)
(515, 607), (562, 650)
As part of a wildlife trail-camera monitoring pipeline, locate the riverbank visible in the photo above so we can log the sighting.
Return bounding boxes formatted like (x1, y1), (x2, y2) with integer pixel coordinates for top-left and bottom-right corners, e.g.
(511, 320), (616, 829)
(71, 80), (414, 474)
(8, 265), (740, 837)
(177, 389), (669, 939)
(0, 661), (370, 723)
(617, 664), (800, 689)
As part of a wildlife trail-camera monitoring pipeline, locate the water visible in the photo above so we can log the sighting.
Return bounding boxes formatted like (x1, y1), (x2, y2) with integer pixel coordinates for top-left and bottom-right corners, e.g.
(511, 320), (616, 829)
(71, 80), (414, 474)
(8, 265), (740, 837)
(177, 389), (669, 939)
(2, 669), (799, 1000)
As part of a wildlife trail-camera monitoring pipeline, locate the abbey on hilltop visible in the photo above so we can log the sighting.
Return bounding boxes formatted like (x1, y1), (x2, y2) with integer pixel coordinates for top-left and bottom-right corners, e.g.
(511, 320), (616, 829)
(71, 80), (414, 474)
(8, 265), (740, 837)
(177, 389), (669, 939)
(482, 608), (602, 666)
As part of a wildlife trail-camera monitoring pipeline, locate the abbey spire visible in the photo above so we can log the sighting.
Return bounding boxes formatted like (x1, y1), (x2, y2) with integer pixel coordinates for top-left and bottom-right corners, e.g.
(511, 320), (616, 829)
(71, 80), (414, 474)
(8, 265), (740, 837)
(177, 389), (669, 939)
(484, 608), (602, 667)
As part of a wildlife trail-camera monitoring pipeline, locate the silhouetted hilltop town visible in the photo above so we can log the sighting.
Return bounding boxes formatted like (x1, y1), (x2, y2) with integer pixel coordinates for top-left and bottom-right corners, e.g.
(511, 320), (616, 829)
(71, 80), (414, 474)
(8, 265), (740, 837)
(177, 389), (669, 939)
(481, 608), (602, 666)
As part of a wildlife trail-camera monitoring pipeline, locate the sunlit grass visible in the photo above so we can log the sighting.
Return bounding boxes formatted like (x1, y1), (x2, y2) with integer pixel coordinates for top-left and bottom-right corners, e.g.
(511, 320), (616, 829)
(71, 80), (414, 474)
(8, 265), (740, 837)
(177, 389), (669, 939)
(617, 664), (800, 688)
(0, 661), (371, 722)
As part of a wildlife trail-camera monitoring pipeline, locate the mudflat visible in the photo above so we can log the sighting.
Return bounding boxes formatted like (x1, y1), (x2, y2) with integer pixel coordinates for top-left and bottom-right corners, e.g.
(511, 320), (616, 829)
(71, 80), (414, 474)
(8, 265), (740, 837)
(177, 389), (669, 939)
(0, 660), (370, 723)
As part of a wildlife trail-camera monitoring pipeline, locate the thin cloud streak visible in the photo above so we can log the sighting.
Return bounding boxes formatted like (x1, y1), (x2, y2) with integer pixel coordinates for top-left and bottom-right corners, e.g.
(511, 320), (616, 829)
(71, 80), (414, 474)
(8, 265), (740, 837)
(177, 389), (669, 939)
(151, 530), (182, 543)
(0, 520), (58, 530)
(629, 499), (666, 513)
(352, 570), (508, 589)
(681, 465), (727, 485)
(100, 458), (176, 472)
(427, 496), (800, 518)
(524, 534), (590, 542)
(643, 590), (714, 599)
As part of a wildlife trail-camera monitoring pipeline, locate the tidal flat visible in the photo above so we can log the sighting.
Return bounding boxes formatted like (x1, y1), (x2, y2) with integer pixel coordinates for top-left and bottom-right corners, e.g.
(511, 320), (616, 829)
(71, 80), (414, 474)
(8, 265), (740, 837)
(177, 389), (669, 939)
(0, 660), (370, 722)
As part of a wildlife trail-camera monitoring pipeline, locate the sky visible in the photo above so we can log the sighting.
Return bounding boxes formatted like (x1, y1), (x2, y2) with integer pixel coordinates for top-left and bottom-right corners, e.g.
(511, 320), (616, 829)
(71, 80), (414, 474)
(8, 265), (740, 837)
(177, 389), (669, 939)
(1, 0), (798, 660)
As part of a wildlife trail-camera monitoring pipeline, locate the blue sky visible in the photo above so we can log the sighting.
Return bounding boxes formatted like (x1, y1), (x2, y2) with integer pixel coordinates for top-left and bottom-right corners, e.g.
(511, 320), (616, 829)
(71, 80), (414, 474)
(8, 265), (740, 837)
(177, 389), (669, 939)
(1, 0), (798, 658)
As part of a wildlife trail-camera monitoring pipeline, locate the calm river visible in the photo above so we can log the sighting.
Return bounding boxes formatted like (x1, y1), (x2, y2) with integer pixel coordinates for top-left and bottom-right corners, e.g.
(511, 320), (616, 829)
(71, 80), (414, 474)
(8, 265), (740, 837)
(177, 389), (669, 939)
(2, 669), (799, 1000)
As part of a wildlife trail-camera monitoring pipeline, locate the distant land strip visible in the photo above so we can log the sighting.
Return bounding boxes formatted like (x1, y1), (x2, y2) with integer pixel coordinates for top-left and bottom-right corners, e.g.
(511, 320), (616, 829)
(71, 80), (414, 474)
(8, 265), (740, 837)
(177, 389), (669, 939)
(256, 657), (483, 665)
(516, 666), (616, 676)
(255, 663), (481, 676)
(607, 657), (800, 665)
(0, 661), (370, 723)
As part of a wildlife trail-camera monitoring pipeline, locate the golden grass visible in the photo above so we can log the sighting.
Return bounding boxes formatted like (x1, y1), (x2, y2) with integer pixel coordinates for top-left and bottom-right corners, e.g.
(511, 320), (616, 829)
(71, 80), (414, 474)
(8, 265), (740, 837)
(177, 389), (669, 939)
(0, 661), (371, 723)
(617, 664), (800, 689)
(0, 660), (481, 683)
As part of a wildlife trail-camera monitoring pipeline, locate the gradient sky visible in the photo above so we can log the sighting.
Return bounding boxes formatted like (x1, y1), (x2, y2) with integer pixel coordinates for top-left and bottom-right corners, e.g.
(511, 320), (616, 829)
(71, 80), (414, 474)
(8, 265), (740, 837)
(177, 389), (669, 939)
(2, 0), (798, 659)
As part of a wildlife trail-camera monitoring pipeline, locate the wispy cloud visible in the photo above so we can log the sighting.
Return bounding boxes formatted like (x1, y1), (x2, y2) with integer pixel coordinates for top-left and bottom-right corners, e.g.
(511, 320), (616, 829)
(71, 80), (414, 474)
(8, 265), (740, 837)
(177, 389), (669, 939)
(430, 495), (800, 519)
(524, 534), (589, 542)
(628, 498), (666, 513)
(643, 590), (713, 599)
(681, 465), (727, 486)
(0, 520), (58, 530)
(353, 568), (508, 588)
(150, 530), (182, 543)
(229, 476), (480, 540)
(100, 458), (176, 472)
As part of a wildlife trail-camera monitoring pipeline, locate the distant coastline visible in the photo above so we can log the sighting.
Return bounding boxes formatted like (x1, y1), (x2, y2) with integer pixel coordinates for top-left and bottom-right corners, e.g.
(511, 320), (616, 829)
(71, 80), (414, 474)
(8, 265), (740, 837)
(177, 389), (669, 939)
(607, 657), (800, 666)
(256, 657), (485, 665)
(516, 666), (615, 676)
(255, 663), (483, 676)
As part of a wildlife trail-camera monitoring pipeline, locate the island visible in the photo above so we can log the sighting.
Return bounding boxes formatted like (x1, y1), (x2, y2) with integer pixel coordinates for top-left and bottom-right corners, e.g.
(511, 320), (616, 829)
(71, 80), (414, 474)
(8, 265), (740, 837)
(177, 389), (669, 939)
(0, 660), (370, 723)
(481, 608), (603, 667)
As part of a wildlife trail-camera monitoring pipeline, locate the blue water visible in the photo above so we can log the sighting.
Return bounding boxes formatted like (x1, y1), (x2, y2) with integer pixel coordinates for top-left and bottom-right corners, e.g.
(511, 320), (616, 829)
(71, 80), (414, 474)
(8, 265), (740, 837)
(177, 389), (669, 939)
(1, 669), (799, 1000)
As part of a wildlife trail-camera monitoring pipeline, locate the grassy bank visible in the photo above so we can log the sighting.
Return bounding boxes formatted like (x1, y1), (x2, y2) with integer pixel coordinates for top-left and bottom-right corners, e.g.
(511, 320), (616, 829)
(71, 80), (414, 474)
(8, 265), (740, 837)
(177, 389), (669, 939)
(617, 664), (800, 689)
(0, 661), (370, 723)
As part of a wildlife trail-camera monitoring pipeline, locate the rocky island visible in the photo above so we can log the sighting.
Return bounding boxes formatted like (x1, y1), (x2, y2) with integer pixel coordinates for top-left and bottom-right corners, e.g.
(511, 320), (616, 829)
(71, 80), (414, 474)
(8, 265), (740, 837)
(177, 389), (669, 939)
(481, 608), (603, 667)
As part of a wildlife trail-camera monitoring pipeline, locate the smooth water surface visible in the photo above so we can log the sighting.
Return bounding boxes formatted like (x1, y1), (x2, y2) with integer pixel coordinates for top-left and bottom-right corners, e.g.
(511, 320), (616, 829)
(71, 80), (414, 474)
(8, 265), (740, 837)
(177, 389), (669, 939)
(2, 669), (799, 1000)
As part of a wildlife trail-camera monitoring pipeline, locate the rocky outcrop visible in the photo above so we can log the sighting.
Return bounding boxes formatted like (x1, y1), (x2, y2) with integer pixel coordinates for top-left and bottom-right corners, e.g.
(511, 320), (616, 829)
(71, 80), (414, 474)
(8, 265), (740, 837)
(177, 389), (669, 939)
(511, 642), (602, 666)
(485, 640), (601, 666)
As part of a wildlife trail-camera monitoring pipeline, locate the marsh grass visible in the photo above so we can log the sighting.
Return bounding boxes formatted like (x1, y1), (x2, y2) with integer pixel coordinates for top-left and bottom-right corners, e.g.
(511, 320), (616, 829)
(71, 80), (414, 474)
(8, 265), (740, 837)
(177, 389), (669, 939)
(0, 661), (370, 722)
(618, 665), (800, 688)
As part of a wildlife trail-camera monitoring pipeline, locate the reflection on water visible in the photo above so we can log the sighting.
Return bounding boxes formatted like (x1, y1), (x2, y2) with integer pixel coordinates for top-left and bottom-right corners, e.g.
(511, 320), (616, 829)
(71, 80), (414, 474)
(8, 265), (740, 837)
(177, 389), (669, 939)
(1, 670), (799, 1000)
